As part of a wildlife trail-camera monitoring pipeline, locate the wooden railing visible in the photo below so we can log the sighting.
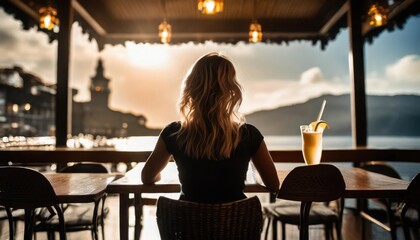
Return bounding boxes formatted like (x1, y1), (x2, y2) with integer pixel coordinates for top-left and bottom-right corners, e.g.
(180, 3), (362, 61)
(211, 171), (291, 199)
(0, 148), (419, 165)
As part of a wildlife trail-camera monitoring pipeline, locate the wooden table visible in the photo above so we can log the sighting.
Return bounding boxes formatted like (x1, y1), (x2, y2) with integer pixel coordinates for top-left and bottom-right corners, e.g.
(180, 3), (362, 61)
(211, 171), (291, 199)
(276, 167), (410, 199)
(278, 167), (410, 239)
(106, 163), (267, 240)
(107, 164), (410, 240)
(44, 173), (117, 203)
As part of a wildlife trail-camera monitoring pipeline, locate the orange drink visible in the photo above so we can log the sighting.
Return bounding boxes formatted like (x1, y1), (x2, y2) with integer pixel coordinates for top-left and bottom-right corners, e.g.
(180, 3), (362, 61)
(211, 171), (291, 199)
(300, 125), (323, 165)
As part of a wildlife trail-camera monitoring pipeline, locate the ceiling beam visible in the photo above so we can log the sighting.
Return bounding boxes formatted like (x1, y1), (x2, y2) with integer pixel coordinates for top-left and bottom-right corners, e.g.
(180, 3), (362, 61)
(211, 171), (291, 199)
(9, 0), (38, 20)
(73, 0), (106, 35)
(105, 31), (319, 40)
(320, 1), (349, 34)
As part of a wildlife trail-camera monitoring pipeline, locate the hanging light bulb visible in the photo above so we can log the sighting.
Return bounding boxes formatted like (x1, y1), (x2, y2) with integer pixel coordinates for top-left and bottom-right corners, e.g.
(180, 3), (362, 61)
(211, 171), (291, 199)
(159, 20), (172, 44)
(39, 6), (59, 31)
(198, 0), (224, 15)
(368, 4), (388, 27)
(249, 21), (262, 43)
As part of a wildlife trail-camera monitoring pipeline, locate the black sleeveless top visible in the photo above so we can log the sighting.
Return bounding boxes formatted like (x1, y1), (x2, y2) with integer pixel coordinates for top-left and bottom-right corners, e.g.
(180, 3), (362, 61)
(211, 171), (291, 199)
(160, 121), (263, 203)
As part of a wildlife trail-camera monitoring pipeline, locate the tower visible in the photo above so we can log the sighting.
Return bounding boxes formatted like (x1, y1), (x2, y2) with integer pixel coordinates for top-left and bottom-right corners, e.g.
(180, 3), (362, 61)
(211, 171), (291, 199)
(90, 59), (110, 106)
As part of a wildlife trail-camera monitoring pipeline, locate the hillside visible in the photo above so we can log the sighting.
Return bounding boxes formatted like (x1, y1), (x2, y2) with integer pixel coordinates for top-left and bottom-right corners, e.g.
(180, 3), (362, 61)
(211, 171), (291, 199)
(245, 94), (420, 136)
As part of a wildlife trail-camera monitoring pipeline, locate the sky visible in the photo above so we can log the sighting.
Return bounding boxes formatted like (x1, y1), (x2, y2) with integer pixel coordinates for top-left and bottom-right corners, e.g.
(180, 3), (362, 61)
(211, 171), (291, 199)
(0, 9), (419, 128)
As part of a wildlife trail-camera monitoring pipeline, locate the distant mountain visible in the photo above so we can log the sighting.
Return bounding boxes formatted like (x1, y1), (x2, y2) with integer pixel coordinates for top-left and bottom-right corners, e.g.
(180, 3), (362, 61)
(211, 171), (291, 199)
(245, 94), (420, 136)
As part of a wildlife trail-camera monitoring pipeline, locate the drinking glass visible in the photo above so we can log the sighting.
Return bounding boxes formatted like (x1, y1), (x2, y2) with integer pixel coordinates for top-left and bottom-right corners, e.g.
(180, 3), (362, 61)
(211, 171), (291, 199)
(300, 125), (323, 165)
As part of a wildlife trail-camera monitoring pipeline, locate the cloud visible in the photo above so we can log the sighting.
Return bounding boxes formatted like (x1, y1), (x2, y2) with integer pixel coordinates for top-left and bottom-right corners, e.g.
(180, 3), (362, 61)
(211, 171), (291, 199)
(69, 23), (99, 101)
(0, 10), (99, 99)
(0, 30), (16, 48)
(99, 41), (273, 128)
(365, 55), (420, 95)
(241, 75), (349, 114)
(101, 43), (185, 128)
(0, 10), (57, 84)
(386, 55), (420, 82)
(299, 67), (323, 84)
(0, 9), (21, 30)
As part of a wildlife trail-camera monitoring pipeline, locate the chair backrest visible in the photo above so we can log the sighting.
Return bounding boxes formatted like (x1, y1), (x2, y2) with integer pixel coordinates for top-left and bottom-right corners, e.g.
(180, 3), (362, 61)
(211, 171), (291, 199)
(156, 196), (263, 240)
(277, 164), (345, 202)
(360, 161), (401, 179)
(60, 163), (108, 173)
(0, 166), (58, 209)
(404, 173), (420, 204)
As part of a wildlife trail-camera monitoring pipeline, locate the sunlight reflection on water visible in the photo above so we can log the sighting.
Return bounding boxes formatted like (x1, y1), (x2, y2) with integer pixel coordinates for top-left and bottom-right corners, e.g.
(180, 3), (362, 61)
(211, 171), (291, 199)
(113, 136), (158, 151)
(3, 135), (420, 150)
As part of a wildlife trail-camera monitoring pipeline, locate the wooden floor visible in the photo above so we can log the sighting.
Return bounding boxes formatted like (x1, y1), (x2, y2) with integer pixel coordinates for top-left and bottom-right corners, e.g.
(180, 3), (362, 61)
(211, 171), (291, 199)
(1, 194), (407, 240)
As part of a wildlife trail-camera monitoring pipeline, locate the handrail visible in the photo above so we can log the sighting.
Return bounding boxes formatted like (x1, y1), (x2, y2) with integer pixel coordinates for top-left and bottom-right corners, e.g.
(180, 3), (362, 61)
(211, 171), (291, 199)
(0, 148), (419, 164)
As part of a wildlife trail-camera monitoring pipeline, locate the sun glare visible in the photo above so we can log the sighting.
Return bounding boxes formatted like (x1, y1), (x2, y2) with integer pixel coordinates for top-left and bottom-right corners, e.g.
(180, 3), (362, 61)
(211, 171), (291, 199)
(126, 42), (168, 68)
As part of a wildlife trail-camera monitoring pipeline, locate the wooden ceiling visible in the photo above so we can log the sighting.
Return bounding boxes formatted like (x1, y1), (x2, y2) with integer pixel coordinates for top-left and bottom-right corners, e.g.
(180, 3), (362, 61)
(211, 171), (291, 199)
(1, 0), (419, 49)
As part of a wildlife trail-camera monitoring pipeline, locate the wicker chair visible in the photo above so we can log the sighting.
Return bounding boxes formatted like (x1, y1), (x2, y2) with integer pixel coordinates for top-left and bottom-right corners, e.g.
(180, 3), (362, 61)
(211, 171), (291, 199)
(401, 173), (420, 240)
(33, 163), (108, 240)
(0, 166), (66, 240)
(359, 161), (403, 240)
(269, 164), (345, 240)
(156, 196), (263, 240)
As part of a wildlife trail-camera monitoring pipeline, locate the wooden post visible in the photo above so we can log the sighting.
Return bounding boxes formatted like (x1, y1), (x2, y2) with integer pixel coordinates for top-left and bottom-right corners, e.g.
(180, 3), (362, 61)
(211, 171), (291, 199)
(348, 0), (367, 147)
(348, 0), (368, 214)
(56, 0), (73, 147)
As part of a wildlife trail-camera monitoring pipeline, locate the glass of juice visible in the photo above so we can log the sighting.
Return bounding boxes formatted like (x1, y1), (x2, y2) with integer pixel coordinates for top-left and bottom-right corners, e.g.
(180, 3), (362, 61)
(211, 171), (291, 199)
(300, 125), (323, 165)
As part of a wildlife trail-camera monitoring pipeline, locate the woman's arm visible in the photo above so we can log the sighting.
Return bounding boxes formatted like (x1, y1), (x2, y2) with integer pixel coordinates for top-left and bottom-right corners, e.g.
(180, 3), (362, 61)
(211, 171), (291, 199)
(251, 140), (280, 193)
(141, 136), (172, 184)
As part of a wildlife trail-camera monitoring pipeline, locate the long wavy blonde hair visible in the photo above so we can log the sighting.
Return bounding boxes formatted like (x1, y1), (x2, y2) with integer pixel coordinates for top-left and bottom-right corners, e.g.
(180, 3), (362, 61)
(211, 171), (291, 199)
(177, 53), (244, 160)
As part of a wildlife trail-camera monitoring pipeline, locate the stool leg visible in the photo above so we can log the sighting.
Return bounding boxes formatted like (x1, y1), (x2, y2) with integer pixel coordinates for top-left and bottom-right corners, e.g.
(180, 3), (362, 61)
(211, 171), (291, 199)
(324, 224), (331, 240)
(54, 205), (66, 240)
(281, 222), (286, 240)
(336, 221), (343, 240)
(101, 196), (107, 240)
(384, 199), (397, 240)
(6, 208), (14, 240)
(134, 194), (142, 240)
(24, 209), (36, 240)
(300, 202), (312, 240)
(264, 216), (271, 240)
(271, 218), (277, 240)
(414, 206), (420, 240)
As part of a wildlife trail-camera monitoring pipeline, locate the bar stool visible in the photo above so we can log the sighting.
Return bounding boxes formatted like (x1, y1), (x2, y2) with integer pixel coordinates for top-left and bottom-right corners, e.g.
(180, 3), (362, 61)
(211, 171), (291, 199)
(0, 166), (66, 240)
(34, 163), (109, 240)
(401, 173), (420, 240)
(270, 164), (345, 240)
(359, 161), (403, 240)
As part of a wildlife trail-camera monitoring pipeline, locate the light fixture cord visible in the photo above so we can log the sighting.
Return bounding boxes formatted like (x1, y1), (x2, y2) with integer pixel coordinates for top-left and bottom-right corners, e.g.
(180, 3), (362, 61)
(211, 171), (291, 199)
(161, 0), (167, 20)
(252, 0), (257, 21)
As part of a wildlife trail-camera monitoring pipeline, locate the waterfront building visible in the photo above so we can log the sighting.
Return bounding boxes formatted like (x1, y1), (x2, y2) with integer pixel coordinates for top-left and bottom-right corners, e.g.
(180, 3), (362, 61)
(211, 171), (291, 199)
(0, 60), (159, 138)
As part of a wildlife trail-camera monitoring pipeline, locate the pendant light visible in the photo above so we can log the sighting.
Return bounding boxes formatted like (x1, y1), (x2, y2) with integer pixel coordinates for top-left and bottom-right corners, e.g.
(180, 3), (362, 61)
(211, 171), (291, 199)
(368, 2), (388, 27)
(198, 0), (224, 15)
(39, 4), (59, 31)
(159, 0), (172, 43)
(249, 0), (262, 43)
